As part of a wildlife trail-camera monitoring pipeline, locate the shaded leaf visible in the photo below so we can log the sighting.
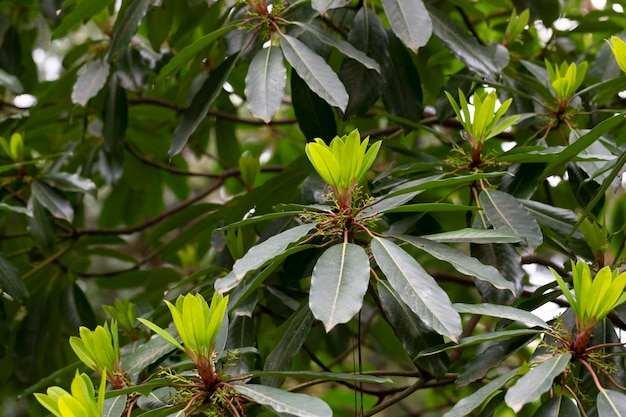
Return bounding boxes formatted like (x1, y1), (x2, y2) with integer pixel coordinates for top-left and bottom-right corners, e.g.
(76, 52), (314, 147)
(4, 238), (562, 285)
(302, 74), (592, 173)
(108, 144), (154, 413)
(103, 394), (127, 417)
(53, 0), (113, 39)
(371, 237), (462, 341)
(252, 371), (391, 384)
(381, 30), (423, 124)
(385, 171), (508, 198)
(0, 202), (30, 215)
(245, 46), (286, 123)
(71, 59), (110, 106)
(234, 384), (331, 417)
(382, 0), (431, 51)
(310, 243), (370, 332)
(504, 353), (572, 413)
(31, 180), (74, 222)
(28, 197), (56, 252)
(291, 70), (337, 142)
(107, 0), (151, 62)
(479, 189), (542, 250)
(427, 4), (508, 79)
(418, 329), (541, 357)
(262, 303), (314, 387)
(123, 332), (178, 378)
(155, 21), (241, 83)
(377, 281), (449, 376)
(443, 368), (519, 417)
(281, 34), (348, 112)
(102, 77), (128, 153)
(0, 254), (27, 303)
(311, 0), (350, 14)
(534, 394), (581, 417)
(471, 242), (524, 304)
(397, 235), (515, 293)
(169, 53), (241, 157)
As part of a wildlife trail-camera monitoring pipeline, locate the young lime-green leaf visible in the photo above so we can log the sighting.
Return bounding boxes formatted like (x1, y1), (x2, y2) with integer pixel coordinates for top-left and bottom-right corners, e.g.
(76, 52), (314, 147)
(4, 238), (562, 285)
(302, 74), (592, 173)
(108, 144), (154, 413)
(549, 267), (580, 318)
(206, 293), (229, 353)
(69, 338), (97, 371)
(608, 36), (626, 73)
(137, 318), (184, 351)
(359, 139), (381, 183)
(58, 395), (90, 417)
(305, 140), (340, 187)
(10, 132), (24, 161)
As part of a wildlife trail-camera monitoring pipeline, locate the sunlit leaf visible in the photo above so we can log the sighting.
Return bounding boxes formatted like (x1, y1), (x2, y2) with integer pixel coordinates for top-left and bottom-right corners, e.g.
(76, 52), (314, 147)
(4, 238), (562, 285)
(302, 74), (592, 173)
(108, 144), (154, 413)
(382, 0), (431, 51)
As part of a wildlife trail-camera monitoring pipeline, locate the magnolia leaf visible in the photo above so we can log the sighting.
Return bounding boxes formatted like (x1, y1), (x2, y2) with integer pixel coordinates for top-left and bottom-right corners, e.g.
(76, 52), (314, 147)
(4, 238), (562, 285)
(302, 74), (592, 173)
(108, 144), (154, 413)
(291, 22), (380, 72)
(71, 59), (110, 107)
(103, 394), (127, 417)
(505, 353), (572, 413)
(234, 384), (332, 417)
(291, 70), (338, 142)
(252, 371), (390, 384)
(309, 243), (370, 332)
(281, 34), (348, 112)
(418, 329), (542, 357)
(231, 223), (315, 282)
(245, 46), (286, 123)
(371, 237), (462, 341)
(479, 189), (543, 250)
(52, 0), (112, 39)
(422, 228), (523, 244)
(534, 395), (581, 417)
(381, 0), (431, 51)
(397, 235), (515, 293)
(311, 0), (350, 14)
(0, 254), (27, 303)
(31, 181), (74, 222)
(169, 53), (240, 157)
(107, 0), (151, 62)
(443, 368), (519, 417)
(42, 172), (97, 196)
(453, 303), (549, 329)
(598, 389), (626, 416)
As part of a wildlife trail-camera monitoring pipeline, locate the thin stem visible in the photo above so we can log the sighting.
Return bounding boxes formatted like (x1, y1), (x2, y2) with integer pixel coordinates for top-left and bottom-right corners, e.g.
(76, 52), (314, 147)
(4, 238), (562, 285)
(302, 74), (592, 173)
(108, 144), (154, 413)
(578, 358), (604, 392)
(362, 378), (428, 417)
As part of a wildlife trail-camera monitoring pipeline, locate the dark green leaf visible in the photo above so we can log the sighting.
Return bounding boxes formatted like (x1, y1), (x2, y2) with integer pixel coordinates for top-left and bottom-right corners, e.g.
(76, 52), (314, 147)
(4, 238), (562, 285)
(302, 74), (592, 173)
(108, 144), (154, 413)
(471, 242), (524, 304)
(0, 254), (27, 303)
(31, 180), (74, 222)
(418, 329), (541, 357)
(52, 0), (113, 39)
(281, 34), (348, 112)
(381, 0), (431, 51)
(245, 46), (286, 123)
(71, 59), (110, 106)
(233, 384), (332, 417)
(397, 235), (515, 293)
(383, 203), (479, 214)
(385, 172), (508, 198)
(262, 303), (314, 387)
(377, 281), (449, 376)
(479, 189), (542, 250)
(107, 0), (151, 62)
(291, 70), (337, 141)
(102, 77), (128, 153)
(311, 0), (350, 14)
(427, 4), (509, 78)
(169, 53), (241, 157)
(252, 371), (391, 384)
(534, 394), (581, 417)
(28, 196), (57, 252)
(504, 353), (572, 413)
(453, 303), (548, 329)
(381, 30), (423, 124)
(103, 394), (127, 417)
(372, 237), (462, 341)
(123, 331), (178, 378)
(155, 21), (241, 83)
(146, 1), (173, 51)
(0, 202), (30, 215)
(310, 243), (370, 332)
(422, 228), (523, 244)
(443, 368), (519, 417)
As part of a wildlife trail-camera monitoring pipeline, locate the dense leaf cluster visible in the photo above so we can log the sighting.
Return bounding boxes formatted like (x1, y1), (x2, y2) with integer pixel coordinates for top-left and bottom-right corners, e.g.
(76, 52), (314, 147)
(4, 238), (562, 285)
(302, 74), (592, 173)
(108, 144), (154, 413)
(1, 0), (626, 416)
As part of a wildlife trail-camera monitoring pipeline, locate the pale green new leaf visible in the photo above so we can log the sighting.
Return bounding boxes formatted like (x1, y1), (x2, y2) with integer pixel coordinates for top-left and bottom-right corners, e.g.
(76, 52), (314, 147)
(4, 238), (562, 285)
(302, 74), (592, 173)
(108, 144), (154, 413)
(137, 318), (184, 352)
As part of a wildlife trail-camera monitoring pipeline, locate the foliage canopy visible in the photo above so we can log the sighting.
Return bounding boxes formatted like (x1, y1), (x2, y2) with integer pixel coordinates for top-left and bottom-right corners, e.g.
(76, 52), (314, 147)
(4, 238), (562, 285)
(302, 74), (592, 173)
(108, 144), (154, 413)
(2, 0), (626, 416)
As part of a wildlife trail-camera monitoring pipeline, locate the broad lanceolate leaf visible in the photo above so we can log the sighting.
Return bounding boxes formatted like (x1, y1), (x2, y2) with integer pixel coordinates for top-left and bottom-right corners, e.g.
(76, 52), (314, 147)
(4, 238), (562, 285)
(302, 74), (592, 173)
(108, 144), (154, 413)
(427, 4), (508, 79)
(310, 243), (370, 332)
(371, 237), (462, 341)
(31, 180), (74, 222)
(504, 353), (572, 413)
(418, 329), (542, 357)
(102, 78), (128, 153)
(0, 254), (27, 303)
(291, 22), (380, 72)
(107, 0), (151, 62)
(262, 304), (314, 387)
(245, 46), (286, 123)
(156, 22), (242, 83)
(397, 235), (515, 293)
(233, 384), (332, 417)
(453, 303), (549, 329)
(598, 389), (626, 416)
(291, 71), (337, 142)
(281, 34), (348, 112)
(103, 394), (127, 417)
(71, 59), (110, 106)
(381, 0), (431, 51)
(443, 368), (519, 417)
(479, 189), (543, 250)
(169, 53), (241, 157)
(230, 223), (315, 283)
(311, 0), (350, 14)
(534, 395), (581, 417)
(422, 228), (523, 244)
